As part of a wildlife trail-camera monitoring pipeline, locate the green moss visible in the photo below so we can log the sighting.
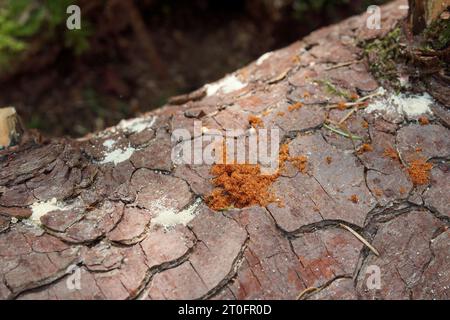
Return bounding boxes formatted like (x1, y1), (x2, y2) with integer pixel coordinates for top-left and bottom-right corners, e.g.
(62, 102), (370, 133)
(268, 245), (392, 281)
(315, 79), (352, 100)
(362, 27), (404, 89)
(423, 18), (450, 51)
(0, 0), (91, 71)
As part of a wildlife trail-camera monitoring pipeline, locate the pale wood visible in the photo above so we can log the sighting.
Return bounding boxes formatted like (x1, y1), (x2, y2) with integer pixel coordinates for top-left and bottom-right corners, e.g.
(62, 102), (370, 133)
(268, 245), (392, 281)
(0, 107), (21, 149)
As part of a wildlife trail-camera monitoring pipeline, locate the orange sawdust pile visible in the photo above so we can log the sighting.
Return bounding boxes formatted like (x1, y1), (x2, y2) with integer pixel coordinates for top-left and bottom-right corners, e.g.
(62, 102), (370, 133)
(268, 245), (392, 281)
(383, 147), (399, 161)
(350, 93), (360, 100)
(248, 115), (264, 128)
(349, 194), (359, 203)
(290, 155), (308, 173)
(407, 159), (433, 185)
(361, 120), (369, 128)
(278, 143), (292, 170)
(357, 143), (373, 155)
(418, 116), (429, 125)
(288, 102), (303, 111)
(206, 143), (308, 210)
(206, 164), (279, 210)
(337, 101), (347, 110)
(278, 143), (308, 173)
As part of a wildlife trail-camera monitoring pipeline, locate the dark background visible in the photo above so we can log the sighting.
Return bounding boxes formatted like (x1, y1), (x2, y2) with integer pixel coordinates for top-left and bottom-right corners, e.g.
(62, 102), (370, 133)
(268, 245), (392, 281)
(0, 0), (389, 137)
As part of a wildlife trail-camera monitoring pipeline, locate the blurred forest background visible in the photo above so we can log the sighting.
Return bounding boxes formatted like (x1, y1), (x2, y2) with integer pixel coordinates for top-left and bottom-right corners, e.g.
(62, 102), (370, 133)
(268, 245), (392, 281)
(0, 0), (388, 137)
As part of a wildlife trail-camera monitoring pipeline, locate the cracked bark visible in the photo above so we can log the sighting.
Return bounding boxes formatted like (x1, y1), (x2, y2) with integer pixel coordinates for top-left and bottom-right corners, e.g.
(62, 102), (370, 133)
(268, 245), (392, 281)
(0, 0), (449, 300)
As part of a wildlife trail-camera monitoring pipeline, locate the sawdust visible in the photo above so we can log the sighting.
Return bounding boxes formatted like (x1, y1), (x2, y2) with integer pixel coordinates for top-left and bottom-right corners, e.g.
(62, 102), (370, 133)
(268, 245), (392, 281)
(288, 102), (303, 111)
(337, 101), (347, 110)
(407, 159), (433, 185)
(350, 93), (359, 100)
(278, 143), (290, 170)
(357, 143), (373, 154)
(418, 116), (430, 125)
(248, 115), (264, 128)
(290, 155), (308, 173)
(206, 164), (279, 210)
(383, 147), (399, 161)
(206, 142), (308, 210)
(349, 194), (359, 203)
(361, 120), (369, 128)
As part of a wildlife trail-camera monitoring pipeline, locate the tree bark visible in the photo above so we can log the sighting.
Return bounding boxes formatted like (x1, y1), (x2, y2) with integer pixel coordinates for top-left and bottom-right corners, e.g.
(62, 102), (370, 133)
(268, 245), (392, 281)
(0, 0), (449, 301)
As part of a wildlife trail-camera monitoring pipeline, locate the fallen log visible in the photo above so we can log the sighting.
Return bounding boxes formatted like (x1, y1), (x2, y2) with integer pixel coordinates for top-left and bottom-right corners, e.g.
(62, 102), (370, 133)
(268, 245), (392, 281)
(0, 0), (449, 300)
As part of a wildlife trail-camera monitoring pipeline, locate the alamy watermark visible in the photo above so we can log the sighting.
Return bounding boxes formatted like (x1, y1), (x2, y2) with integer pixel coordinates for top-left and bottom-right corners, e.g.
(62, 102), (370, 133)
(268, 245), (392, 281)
(366, 5), (381, 30)
(171, 121), (280, 174)
(66, 5), (81, 30)
(365, 265), (382, 290)
(64, 3), (409, 33)
(366, 4), (409, 30)
(66, 264), (81, 291)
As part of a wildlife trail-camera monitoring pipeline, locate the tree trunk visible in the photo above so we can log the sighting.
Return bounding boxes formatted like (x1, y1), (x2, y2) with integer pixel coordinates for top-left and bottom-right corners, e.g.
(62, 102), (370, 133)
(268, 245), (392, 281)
(405, 0), (450, 106)
(408, 0), (450, 34)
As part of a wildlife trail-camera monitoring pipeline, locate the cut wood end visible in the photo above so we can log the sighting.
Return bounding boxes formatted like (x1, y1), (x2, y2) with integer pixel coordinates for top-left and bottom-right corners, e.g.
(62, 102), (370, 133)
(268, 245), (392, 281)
(0, 107), (23, 149)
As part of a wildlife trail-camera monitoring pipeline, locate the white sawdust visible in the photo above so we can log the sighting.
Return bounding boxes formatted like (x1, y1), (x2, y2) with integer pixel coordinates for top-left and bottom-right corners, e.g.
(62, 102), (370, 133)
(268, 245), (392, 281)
(99, 146), (135, 165)
(256, 52), (273, 65)
(205, 74), (246, 96)
(365, 88), (434, 117)
(150, 198), (202, 230)
(28, 198), (72, 225)
(117, 116), (157, 134)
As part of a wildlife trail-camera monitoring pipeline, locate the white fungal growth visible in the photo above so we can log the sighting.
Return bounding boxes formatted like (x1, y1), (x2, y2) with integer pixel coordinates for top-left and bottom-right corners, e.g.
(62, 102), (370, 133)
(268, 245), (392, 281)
(365, 89), (434, 118)
(28, 198), (69, 225)
(102, 139), (116, 149)
(99, 146), (135, 165)
(205, 74), (247, 96)
(256, 52), (273, 65)
(150, 198), (202, 230)
(117, 116), (157, 134)
(93, 116), (157, 139)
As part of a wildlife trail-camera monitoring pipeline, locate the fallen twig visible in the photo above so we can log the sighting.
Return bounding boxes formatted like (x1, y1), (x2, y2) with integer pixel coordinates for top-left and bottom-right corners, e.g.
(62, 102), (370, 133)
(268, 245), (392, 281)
(268, 67), (291, 84)
(339, 223), (380, 256)
(296, 287), (319, 300)
(338, 107), (357, 124)
(326, 101), (366, 110)
(339, 122), (357, 150)
(357, 90), (384, 102)
(324, 60), (360, 71)
(396, 146), (408, 168)
(323, 123), (363, 140)
(326, 90), (384, 110)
